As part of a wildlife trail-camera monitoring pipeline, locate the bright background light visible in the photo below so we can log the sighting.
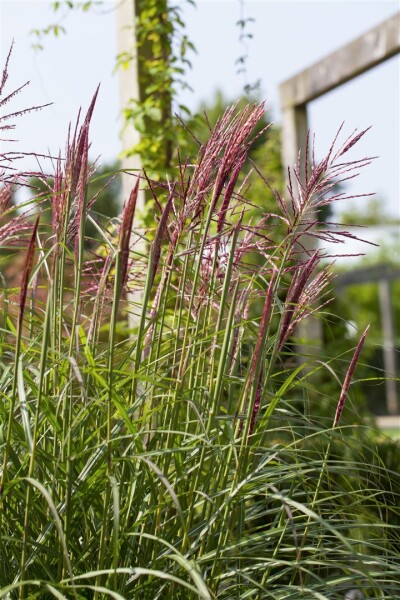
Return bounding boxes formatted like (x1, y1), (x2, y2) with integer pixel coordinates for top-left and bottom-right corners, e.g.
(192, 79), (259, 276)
(1, 0), (398, 221)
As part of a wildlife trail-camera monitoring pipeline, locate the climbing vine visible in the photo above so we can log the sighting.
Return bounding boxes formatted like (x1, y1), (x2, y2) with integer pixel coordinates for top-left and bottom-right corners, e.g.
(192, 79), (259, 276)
(236, 0), (260, 96)
(30, 1), (100, 50)
(31, 0), (258, 178)
(32, 0), (196, 180)
(117, 0), (196, 177)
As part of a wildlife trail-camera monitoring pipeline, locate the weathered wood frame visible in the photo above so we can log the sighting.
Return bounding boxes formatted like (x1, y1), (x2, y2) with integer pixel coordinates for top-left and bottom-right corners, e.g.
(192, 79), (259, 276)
(336, 266), (400, 416)
(279, 13), (400, 414)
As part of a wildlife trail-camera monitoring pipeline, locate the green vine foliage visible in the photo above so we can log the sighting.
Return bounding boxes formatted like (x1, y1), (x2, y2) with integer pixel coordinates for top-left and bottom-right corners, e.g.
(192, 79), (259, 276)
(30, 1), (100, 50)
(33, 1), (261, 183)
(119, 0), (196, 179)
(236, 0), (260, 96)
(34, 0), (197, 207)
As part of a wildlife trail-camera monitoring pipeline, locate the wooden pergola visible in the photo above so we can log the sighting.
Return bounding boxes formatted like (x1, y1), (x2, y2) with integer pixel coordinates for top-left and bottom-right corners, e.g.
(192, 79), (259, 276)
(279, 13), (400, 415)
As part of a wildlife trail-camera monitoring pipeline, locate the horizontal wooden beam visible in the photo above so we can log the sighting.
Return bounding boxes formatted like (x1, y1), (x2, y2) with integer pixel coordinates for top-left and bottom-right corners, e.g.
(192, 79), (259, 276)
(335, 264), (400, 288)
(280, 13), (400, 108)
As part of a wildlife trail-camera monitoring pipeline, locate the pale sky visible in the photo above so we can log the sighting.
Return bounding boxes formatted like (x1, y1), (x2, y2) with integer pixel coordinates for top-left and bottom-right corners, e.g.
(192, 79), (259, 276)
(0, 0), (399, 222)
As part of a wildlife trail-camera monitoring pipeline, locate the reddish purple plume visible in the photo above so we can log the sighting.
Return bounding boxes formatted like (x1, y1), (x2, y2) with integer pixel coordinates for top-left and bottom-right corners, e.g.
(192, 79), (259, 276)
(119, 179), (140, 291)
(277, 251), (320, 352)
(19, 215), (40, 327)
(249, 369), (263, 437)
(333, 325), (369, 427)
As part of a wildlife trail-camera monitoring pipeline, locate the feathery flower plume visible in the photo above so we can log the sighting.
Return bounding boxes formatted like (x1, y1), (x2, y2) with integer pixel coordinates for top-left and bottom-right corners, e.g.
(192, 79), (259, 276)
(119, 179), (140, 292)
(239, 269), (277, 435)
(285, 125), (373, 243)
(1, 43), (52, 179)
(249, 369), (263, 437)
(150, 183), (176, 289)
(0, 183), (13, 214)
(19, 215), (40, 327)
(249, 268), (277, 380)
(142, 184), (180, 358)
(277, 251), (320, 351)
(66, 87), (99, 246)
(216, 155), (247, 234)
(51, 155), (63, 243)
(333, 325), (369, 427)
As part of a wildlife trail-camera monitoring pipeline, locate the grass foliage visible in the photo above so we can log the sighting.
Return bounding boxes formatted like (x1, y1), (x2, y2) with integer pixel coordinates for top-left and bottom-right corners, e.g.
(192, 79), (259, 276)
(0, 48), (399, 599)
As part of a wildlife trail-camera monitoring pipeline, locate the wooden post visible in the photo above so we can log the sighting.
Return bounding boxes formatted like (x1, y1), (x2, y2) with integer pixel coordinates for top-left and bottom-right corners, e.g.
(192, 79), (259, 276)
(115, 0), (174, 327)
(280, 104), (308, 176)
(336, 266), (399, 416)
(280, 104), (323, 356)
(115, 0), (145, 212)
(378, 279), (398, 415)
(115, 0), (146, 325)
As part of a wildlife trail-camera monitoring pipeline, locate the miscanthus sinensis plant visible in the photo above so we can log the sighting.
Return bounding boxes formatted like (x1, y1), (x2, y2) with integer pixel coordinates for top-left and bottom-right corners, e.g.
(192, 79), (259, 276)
(0, 47), (399, 600)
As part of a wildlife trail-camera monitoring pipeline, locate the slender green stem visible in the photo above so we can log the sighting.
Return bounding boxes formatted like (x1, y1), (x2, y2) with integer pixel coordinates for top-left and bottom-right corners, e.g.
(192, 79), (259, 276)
(20, 289), (52, 597)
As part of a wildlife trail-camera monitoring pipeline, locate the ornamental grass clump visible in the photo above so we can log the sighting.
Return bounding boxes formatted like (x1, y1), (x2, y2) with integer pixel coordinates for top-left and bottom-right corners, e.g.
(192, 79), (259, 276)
(0, 49), (399, 599)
